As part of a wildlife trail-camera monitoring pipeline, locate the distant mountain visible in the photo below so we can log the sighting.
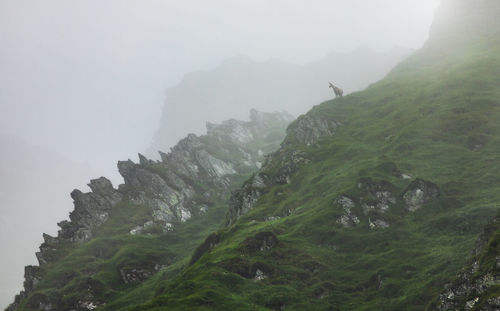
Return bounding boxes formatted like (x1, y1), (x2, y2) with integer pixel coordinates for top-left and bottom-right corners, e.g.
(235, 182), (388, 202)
(147, 47), (412, 157)
(0, 134), (92, 309)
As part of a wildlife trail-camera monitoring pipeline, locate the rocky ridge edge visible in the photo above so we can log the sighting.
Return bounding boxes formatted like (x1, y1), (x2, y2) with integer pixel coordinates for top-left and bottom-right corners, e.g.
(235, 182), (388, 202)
(6, 109), (293, 311)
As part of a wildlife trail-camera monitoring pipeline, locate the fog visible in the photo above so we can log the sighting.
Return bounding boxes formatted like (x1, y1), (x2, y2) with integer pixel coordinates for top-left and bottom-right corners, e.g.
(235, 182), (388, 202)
(0, 0), (440, 308)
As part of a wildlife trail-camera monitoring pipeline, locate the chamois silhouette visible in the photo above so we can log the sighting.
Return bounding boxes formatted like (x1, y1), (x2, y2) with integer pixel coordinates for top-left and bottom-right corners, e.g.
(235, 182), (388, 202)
(329, 82), (344, 97)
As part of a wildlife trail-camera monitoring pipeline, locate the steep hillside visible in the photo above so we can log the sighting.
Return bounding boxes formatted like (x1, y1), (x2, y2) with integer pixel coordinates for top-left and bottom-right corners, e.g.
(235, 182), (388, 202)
(148, 48), (411, 155)
(126, 0), (500, 310)
(6, 110), (293, 311)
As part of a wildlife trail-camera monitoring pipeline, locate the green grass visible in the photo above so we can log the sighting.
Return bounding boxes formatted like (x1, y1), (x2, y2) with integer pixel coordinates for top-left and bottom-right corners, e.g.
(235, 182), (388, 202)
(125, 39), (500, 310)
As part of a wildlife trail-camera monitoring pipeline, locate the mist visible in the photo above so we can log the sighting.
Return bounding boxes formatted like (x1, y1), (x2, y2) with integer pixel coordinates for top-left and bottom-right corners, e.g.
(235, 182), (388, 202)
(0, 0), (440, 308)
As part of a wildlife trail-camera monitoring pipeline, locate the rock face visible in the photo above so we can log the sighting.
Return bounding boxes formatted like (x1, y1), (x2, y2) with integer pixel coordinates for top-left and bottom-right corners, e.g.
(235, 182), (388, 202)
(436, 214), (500, 311)
(285, 113), (340, 146)
(119, 110), (293, 234)
(402, 178), (440, 212)
(336, 196), (360, 228)
(226, 173), (269, 226)
(7, 110), (293, 311)
(226, 113), (333, 225)
(38, 177), (123, 265)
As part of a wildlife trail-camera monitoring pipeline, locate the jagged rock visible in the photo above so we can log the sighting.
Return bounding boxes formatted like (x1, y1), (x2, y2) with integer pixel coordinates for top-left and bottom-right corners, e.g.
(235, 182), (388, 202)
(87, 177), (122, 205)
(21, 266), (41, 296)
(118, 162), (180, 201)
(195, 149), (236, 178)
(254, 269), (268, 281)
(359, 179), (397, 214)
(5, 178), (123, 308)
(402, 178), (440, 212)
(335, 195), (360, 228)
(226, 140), (311, 225)
(42, 233), (58, 247)
(274, 150), (309, 185)
(122, 110), (293, 233)
(117, 162), (195, 226)
(138, 153), (152, 165)
(436, 214), (500, 310)
(129, 220), (155, 235)
(33, 177), (123, 266)
(55, 177), (122, 245)
(119, 268), (154, 284)
(67, 188), (114, 242)
(369, 218), (390, 229)
(161, 134), (203, 179)
(226, 174), (268, 226)
(77, 300), (99, 311)
(285, 113), (340, 146)
(355, 178), (398, 228)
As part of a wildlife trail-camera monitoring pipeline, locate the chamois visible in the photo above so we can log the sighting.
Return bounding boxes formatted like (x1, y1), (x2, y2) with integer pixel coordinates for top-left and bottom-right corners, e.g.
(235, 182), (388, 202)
(329, 82), (344, 97)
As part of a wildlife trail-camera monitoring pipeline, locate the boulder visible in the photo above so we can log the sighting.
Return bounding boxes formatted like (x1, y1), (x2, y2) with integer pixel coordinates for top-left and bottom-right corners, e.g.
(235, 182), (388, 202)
(402, 178), (440, 212)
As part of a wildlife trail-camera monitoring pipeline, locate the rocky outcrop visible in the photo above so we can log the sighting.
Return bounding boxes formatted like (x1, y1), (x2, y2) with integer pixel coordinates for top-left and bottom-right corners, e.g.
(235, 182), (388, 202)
(336, 196), (360, 228)
(402, 178), (440, 212)
(226, 112), (337, 225)
(226, 173), (269, 226)
(358, 178), (398, 229)
(436, 214), (500, 311)
(38, 177), (122, 263)
(6, 177), (121, 310)
(284, 113), (340, 146)
(225, 148), (310, 226)
(338, 177), (439, 230)
(120, 110), (293, 233)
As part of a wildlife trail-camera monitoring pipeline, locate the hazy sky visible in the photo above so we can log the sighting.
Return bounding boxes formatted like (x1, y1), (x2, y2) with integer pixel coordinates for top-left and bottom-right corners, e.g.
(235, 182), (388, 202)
(0, 0), (440, 182)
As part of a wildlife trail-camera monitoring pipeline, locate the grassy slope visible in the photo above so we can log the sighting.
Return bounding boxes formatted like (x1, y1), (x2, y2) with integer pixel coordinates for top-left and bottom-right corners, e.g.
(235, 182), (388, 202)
(15, 196), (231, 311)
(130, 38), (500, 310)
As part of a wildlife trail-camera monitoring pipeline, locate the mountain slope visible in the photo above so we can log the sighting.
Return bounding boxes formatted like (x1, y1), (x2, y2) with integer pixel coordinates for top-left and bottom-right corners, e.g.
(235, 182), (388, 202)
(127, 1), (500, 310)
(6, 110), (293, 311)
